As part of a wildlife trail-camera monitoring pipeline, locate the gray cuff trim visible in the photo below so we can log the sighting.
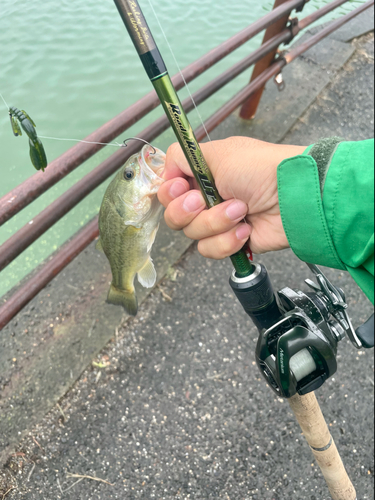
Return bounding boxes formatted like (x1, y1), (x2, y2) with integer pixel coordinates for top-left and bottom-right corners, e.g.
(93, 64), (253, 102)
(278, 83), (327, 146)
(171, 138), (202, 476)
(308, 137), (344, 194)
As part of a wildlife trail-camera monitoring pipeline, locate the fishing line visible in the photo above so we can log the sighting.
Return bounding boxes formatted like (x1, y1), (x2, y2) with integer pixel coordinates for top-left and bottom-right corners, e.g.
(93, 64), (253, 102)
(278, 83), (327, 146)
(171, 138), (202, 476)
(146, 0), (215, 150)
(0, 91), (10, 111)
(145, 0), (242, 203)
(0, 91), (125, 149)
(38, 135), (124, 148)
(145, 0), (252, 247)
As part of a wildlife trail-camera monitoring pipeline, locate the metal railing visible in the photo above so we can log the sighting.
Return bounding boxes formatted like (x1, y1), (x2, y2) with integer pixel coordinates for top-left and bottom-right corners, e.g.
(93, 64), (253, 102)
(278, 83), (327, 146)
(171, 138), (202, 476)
(0, 0), (373, 330)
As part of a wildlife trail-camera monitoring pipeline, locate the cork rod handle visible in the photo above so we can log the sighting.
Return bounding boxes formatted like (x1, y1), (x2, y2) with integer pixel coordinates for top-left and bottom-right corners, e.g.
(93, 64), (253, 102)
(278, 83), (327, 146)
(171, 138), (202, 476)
(289, 393), (357, 500)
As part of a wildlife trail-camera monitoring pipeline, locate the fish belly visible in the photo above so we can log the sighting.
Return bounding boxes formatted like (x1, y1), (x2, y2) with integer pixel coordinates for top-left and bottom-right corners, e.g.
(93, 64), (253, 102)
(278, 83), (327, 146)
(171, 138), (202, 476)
(98, 194), (162, 316)
(107, 222), (156, 316)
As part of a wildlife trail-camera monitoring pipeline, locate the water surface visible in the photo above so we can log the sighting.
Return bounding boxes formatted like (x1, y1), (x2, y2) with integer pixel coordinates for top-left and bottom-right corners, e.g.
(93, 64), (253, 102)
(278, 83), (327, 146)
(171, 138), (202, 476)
(0, 0), (364, 297)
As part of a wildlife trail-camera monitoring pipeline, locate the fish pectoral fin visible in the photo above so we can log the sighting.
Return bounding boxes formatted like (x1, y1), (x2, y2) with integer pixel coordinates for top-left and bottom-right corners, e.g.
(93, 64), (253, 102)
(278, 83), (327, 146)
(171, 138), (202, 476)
(125, 224), (143, 235)
(137, 258), (157, 288)
(96, 238), (104, 253)
(147, 224), (160, 253)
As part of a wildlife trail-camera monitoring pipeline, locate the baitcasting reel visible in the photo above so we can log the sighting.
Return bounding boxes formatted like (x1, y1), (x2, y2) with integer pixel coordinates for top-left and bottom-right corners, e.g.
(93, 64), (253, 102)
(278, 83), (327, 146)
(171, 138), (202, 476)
(230, 263), (374, 399)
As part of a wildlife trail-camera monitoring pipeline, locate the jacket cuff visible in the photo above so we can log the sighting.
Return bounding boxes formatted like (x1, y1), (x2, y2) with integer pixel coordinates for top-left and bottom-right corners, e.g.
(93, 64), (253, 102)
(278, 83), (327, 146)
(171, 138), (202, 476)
(308, 137), (344, 193)
(277, 154), (346, 270)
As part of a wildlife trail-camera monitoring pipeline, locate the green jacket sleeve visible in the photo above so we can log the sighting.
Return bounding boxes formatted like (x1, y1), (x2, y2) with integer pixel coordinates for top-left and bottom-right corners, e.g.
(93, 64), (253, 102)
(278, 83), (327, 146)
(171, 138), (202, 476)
(277, 139), (374, 304)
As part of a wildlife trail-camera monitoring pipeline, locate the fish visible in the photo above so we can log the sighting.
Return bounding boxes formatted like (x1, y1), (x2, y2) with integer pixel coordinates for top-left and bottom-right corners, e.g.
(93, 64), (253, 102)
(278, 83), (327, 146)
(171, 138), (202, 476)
(96, 144), (165, 316)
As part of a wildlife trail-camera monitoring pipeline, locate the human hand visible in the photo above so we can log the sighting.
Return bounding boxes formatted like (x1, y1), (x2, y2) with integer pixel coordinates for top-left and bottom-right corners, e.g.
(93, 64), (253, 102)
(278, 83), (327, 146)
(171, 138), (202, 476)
(158, 136), (306, 259)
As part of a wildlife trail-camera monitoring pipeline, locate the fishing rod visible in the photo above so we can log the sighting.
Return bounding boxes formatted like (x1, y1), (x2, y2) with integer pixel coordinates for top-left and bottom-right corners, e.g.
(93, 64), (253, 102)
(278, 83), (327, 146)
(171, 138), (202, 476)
(113, 1), (372, 498)
(113, 0), (283, 337)
(112, 0), (254, 279)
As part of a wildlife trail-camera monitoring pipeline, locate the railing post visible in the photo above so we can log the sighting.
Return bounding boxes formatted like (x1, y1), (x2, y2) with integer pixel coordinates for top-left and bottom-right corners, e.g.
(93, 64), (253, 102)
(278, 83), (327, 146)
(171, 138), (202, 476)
(239, 0), (296, 120)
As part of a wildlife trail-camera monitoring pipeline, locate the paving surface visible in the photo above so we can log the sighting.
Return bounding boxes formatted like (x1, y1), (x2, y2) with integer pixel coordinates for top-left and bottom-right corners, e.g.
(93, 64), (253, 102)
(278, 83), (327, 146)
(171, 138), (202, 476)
(0, 19), (374, 500)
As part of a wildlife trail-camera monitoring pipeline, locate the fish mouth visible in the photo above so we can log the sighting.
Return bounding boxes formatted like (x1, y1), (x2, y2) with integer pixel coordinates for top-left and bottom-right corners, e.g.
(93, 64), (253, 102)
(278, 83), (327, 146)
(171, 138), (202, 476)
(124, 145), (165, 228)
(135, 145), (165, 199)
(141, 144), (166, 183)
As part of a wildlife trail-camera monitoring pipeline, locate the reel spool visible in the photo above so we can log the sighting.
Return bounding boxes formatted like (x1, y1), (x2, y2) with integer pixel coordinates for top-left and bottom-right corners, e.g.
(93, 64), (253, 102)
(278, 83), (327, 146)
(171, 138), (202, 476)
(256, 287), (340, 398)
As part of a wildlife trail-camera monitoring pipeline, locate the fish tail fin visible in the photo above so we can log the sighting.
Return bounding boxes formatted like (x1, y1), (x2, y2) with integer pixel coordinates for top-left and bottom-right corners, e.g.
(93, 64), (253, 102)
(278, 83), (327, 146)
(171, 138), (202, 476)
(107, 284), (138, 316)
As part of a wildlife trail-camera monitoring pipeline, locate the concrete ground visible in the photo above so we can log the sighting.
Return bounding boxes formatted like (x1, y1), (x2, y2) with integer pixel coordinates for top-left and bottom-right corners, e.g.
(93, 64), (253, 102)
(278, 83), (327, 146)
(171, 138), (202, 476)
(0, 13), (374, 500)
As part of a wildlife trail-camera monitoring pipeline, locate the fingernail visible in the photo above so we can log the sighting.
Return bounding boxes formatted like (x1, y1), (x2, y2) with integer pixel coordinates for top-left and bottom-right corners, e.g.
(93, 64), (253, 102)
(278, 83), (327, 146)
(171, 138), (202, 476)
(169, 181), (187, 199)
(183, 192), (205, 213)
(236, 224), (251, 240)
(226, 200), (247, 221)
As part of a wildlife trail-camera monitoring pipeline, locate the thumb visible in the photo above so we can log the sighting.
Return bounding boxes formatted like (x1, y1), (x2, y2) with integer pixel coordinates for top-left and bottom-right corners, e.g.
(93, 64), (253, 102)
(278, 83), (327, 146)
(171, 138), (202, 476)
(164, 140), (229, 181)
(163, 142), (193, 181)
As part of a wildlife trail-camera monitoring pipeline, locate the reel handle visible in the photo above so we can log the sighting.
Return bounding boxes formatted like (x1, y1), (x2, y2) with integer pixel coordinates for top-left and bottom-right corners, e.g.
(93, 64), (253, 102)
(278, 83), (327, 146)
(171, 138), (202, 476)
(356, 313), (374, 349)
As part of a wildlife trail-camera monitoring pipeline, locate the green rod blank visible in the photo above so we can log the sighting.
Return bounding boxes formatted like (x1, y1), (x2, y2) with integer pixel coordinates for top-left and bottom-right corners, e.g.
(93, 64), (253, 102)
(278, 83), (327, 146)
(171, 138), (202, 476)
(113, 0), (254, 277)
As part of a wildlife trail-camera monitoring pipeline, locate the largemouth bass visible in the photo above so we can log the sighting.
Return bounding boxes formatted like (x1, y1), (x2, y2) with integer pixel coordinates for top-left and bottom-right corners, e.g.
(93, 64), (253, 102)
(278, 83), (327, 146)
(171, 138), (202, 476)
(97, 144), (165, 316)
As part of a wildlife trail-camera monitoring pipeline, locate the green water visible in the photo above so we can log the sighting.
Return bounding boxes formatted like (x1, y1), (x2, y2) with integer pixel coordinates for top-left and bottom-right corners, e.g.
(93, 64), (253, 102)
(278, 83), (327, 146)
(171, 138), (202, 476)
(0, 0), (364, 298)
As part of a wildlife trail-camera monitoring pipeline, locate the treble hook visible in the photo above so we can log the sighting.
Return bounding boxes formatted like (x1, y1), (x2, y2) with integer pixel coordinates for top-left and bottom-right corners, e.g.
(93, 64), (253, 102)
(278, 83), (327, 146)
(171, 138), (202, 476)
(122, 137), (157, 155)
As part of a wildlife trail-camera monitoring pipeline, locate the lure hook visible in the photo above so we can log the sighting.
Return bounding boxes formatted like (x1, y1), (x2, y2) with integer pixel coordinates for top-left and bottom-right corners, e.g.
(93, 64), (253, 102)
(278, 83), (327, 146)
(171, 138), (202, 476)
(122, 137), (157, 155)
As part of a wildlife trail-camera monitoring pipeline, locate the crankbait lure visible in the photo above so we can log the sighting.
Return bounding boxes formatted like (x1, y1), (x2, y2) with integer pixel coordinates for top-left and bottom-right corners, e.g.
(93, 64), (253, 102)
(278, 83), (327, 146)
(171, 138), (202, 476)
(9, 106), (48, 172)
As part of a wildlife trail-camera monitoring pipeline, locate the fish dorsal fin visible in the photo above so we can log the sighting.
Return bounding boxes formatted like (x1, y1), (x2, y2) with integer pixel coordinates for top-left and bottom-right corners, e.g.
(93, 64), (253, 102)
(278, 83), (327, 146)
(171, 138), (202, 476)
(96, 238), (104, 253)
(137, 258), (157, 288)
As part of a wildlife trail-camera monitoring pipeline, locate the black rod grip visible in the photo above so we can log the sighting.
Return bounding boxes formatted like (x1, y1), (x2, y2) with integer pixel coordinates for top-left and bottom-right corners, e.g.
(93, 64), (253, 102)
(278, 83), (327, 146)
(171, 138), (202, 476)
(230, 264), (283, 332)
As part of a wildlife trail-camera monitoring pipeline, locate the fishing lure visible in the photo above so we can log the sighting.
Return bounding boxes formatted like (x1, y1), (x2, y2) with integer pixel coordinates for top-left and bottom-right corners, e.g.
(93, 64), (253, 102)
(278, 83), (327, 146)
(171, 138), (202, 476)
(9, 106), (48, 172)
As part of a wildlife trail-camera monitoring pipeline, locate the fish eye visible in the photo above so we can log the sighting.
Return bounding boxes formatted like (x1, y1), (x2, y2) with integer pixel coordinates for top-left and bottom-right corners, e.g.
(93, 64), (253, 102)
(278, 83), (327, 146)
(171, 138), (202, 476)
(123, 167), (135, 181)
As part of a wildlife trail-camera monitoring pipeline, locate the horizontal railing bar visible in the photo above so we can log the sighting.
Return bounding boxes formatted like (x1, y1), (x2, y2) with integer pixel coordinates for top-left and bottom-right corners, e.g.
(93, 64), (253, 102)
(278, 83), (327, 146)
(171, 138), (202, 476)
(196, 0), (373, 137)
(0, 139), (160, 274)
(285, 0), (374, 62)
(298, 0), (355, 30)
(0, 0), (369, 330)
(0, 95), (158, 225)
(0, 30), (297, 273)
(0, 63), (284, 330)
(195, 62), (285, 140)
(0, 0), (307, 227)
(0, 218), (99, 331)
